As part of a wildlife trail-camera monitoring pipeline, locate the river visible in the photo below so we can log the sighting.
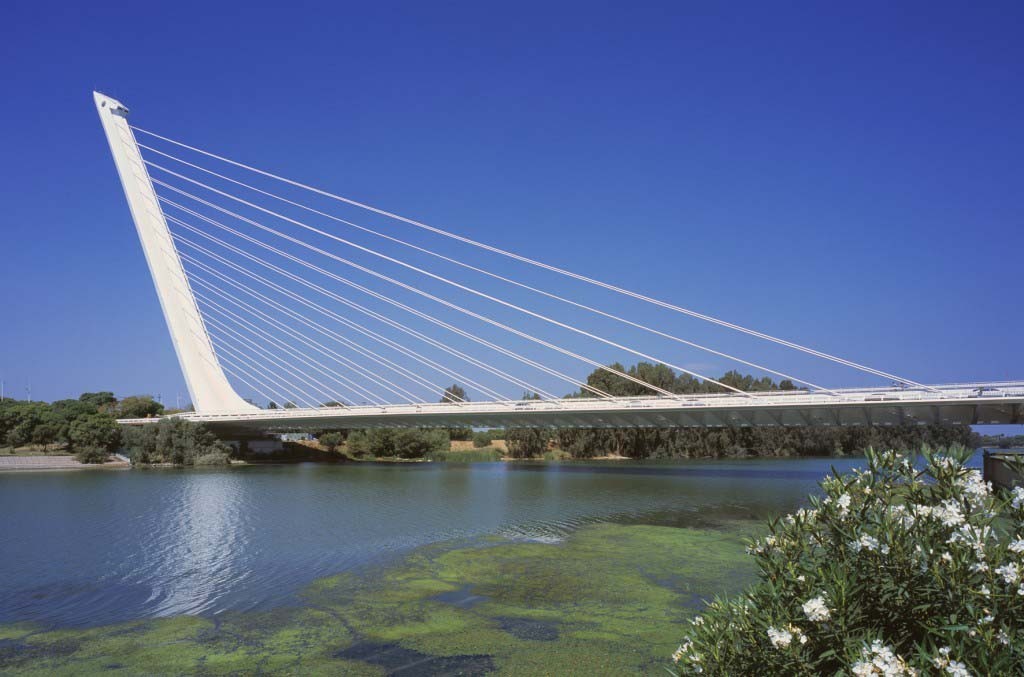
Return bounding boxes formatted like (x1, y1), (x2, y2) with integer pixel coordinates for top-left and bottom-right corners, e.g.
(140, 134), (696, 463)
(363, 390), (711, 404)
(0, 457), (866, 674)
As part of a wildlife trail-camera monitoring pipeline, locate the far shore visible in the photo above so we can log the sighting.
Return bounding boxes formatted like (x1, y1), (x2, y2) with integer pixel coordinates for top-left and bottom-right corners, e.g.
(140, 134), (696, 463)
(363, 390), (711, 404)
(0, 454), (130, 472)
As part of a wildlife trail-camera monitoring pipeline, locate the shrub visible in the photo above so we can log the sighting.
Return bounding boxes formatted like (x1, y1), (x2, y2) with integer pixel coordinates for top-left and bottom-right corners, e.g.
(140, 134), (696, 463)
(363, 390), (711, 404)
(426, 447), (502, 463)
(671, 446), (1024, 676)
(472, 431), (492, 448)
(75, 447), (109, 464)
(348, 428), (449, 458)
(120, 418), (228, 466)
(393, 428), (449, 459)
(318, 431), (344, 453)
(505, 428), (550, 458)
(194, 452), (231, 466)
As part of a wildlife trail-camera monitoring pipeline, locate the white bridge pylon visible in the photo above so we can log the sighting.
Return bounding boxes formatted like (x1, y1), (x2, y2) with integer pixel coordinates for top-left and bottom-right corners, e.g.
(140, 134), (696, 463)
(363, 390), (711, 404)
(95, 92), (1023, 429)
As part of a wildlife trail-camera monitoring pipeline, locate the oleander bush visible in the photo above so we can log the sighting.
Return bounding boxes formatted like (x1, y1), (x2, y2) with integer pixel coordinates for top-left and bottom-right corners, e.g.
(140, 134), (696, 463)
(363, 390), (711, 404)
(672, 446), (1024, 676)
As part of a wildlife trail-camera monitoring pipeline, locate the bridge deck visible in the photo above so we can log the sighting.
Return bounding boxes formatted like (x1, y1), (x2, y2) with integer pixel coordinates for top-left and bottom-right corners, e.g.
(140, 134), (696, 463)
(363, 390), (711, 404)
(120, 382), (1024, 433)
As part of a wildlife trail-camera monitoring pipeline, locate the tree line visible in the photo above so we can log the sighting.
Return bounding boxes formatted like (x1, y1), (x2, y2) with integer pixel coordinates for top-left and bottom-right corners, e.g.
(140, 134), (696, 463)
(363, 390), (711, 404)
(500, 362), (975, 458)
(0, 392), (164, 462)
(0, 392), (223, 464)
(309, 369), (976, 460)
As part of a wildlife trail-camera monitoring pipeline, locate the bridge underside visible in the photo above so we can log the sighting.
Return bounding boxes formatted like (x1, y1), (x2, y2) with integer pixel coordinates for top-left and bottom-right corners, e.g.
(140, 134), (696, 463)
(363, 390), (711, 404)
(136, 392), (1024, 435)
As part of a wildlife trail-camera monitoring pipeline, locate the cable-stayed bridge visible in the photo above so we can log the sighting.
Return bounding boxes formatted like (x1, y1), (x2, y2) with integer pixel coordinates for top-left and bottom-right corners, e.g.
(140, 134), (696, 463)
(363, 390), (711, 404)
(94, 93), (1023, 433)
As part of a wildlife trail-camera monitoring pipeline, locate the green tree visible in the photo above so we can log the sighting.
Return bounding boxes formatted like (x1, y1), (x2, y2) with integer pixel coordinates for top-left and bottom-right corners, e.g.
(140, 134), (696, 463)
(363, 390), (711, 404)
(68, 413), (121, 458)
(79, 391), (117, 411)
(505, 428), (549, 458)
(117, 395), (164, 419)
(120, 418), (229, 466)
(318, 431), (344, 453)
(440, 384), (468, 403)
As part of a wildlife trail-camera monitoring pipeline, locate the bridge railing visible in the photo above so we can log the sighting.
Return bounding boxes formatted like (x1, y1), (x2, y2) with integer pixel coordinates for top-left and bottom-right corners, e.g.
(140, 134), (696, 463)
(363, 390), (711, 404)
(152, 382), (1024, 423)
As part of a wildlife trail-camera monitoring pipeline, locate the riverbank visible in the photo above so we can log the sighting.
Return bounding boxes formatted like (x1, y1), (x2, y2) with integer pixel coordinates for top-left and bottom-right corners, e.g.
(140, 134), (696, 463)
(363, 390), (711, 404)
(0, 455), (129, 472)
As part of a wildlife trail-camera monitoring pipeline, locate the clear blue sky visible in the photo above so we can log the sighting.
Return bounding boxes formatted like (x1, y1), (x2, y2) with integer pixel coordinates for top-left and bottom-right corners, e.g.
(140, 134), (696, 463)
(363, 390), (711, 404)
(0, 2), (1021, 429)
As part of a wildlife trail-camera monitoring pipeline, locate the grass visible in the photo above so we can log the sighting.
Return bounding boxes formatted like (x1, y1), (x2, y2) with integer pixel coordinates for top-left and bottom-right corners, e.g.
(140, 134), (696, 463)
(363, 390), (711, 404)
(0, 521), (761, 675)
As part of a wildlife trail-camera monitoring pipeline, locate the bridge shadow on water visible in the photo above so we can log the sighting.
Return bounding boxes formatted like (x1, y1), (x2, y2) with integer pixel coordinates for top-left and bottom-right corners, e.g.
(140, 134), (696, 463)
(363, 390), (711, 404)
(502, 459), (839, 481)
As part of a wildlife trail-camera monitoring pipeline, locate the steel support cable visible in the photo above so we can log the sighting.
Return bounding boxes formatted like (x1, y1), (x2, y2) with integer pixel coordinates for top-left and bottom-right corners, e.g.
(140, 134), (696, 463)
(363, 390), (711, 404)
(192, 285), (412, 405)
(176, 228), (570, 403)
(217, 361), (276, 406)
(207, 330), (322, 408)
(196, 288), (394, 405)
(198, 308), (363, 406)
(163, 207), (591, 402)
(141, 143), (835, 395)
(148, 168), (743, 397)
(133, 126), (934, 392)
(170, 230), (556, 402)
(181, 252), (512, 405)
(168, 207), (623, 402)
(166, 213), (602, 400)
(194, 283), (414, 405)
(156, 192), (695, 400)
(187, 268), (466, 405)
(212, 344), (298, 408)
(117, 130), (473, 407)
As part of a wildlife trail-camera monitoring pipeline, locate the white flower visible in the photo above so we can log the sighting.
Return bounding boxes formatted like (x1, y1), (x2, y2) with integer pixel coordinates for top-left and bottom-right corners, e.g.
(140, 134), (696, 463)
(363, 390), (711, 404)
(852, 640), (915, 675)
(994, 562), (1020, 585)
(802, 595), (831, 622)
(979, 585), (991, 597)
(945, 660), (971, 677)
(969, 562), (989, 573)
(672, 637), (702, 668)
(748, 535), (778, 555)
(933, 500), (965, 527)
(933, 647), (972, 676)
(837, 493), (852, 516)
(912, 504), (933, 519)
(941, 551), (953, 564)
(998, 629), (1011, 645)
(1008, 538), (1024, 554)
(767, 624), (804, 649)
(890, 505), (916, 529)
(851, 533), (880, 553)
(767, 626), (792, 649)
(956, 470), (990, 509)
(786, 507), (818, 525)
(1010, 486), (1024, 509)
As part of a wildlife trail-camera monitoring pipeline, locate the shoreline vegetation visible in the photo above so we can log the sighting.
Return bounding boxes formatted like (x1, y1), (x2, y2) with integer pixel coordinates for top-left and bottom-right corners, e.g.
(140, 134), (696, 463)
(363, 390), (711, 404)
(670, 446), (1024, 675)
(0, 363), (998, 469)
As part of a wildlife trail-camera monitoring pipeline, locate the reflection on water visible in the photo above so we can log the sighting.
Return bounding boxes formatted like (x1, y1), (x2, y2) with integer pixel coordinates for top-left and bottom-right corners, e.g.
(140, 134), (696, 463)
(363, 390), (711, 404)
(0, 457), (861, 627)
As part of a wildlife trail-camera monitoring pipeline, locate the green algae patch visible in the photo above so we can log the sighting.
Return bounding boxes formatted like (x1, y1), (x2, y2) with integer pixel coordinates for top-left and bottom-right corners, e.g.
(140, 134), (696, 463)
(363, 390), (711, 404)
(0, 521), (759, 675)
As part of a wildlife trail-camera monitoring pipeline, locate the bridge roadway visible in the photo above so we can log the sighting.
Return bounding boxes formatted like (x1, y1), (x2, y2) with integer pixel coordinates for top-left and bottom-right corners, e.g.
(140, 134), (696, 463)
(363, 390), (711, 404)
(120, 382), (1024, 434)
